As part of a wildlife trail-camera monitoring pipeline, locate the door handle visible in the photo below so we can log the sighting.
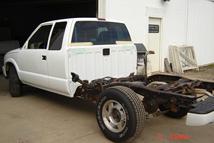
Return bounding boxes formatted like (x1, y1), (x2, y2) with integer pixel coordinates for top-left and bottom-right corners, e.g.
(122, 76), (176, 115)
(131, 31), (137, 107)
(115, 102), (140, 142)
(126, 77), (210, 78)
(103, 48), (110, 56)
(42, 55), (47, 60)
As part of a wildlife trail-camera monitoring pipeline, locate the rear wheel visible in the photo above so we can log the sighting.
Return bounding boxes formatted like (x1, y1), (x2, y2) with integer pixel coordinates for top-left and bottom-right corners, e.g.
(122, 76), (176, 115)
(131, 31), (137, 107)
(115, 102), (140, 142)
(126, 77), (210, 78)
(9, 66), (22, 97)
(159, 105), (188, 118)
(164, 108), (188, 118)
(96, 86), (145, 142)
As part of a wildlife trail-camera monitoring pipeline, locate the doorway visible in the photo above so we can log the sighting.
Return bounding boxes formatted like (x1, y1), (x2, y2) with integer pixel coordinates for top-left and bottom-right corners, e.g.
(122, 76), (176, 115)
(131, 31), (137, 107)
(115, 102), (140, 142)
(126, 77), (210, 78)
(148, 17), (162, 73)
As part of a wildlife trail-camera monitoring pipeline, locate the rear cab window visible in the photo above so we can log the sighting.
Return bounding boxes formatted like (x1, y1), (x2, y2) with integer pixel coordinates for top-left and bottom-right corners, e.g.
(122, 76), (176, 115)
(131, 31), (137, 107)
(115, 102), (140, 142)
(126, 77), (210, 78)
(71, 21), (131, 45)
(49, 22), (67, 50)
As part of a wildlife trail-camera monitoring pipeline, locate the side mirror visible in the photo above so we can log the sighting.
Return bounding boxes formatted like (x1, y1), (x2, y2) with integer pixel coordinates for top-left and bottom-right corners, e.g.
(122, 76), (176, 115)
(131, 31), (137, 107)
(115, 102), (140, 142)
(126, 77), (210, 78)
(71, 72), (80, 82)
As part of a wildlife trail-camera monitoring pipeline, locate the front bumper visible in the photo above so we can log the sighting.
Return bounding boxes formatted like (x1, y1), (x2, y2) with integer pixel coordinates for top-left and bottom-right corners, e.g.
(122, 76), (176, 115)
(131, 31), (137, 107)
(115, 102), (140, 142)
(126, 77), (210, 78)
(186, 97), (214, 126)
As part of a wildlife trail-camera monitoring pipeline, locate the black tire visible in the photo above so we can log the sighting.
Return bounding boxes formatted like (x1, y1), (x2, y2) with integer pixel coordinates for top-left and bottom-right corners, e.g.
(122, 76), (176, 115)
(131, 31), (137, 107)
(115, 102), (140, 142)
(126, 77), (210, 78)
(0, 66), (2, 74)
(164, 109), (188, 118)
(96, 86), (145, 142)
(9, 66), (22, 97)
(159, 105), (188, 118)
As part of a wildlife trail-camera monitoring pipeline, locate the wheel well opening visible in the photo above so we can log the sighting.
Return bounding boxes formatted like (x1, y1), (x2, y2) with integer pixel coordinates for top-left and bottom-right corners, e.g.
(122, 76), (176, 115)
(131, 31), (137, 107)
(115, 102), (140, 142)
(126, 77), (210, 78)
(5, 62), (13, 77)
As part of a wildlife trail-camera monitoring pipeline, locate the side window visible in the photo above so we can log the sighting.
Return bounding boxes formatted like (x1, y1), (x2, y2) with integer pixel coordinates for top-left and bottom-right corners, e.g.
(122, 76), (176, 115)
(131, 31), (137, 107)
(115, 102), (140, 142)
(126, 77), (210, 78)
(49, 22), (67, 50)
(28, 25), (52, 49)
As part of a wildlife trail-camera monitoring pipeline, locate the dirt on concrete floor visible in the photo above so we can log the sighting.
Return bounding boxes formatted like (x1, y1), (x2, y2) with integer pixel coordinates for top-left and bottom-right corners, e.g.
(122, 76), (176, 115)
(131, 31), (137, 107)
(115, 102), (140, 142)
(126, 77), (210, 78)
(184, 64), (214, 81)
(0, 66), (214, 143)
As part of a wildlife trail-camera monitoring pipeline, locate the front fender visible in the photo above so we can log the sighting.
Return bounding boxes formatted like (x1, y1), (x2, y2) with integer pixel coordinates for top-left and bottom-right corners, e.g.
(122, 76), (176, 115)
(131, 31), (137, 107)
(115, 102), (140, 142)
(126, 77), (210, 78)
(3, 58), (20, 78)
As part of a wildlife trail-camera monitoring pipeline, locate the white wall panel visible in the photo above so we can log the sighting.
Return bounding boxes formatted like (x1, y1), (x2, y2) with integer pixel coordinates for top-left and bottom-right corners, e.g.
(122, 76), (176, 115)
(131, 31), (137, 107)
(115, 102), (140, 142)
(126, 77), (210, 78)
(99, 0), (214, 69)
(187, 0), (214, 65)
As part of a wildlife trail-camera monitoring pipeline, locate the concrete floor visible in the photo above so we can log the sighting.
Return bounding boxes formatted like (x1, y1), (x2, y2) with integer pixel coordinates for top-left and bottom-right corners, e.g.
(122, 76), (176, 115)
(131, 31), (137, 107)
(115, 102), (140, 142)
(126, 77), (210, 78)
(0, 74), (214, 143)
(184, 64), (214, 81)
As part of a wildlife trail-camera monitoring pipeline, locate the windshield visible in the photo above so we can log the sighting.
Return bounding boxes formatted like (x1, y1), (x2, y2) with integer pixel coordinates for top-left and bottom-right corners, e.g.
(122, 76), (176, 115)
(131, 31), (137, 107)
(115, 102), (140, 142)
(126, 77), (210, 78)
(72, 21), (131, 45)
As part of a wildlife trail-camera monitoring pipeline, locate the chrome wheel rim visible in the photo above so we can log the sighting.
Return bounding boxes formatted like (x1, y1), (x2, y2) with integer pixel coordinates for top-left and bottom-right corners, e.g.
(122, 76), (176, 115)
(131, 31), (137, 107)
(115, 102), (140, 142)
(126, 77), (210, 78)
(102, 100), (127, 133)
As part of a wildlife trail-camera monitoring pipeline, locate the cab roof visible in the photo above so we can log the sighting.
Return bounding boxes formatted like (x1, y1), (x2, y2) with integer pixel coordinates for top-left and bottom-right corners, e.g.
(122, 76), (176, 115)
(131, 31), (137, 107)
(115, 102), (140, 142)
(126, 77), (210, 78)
(41, 18), (123, 25)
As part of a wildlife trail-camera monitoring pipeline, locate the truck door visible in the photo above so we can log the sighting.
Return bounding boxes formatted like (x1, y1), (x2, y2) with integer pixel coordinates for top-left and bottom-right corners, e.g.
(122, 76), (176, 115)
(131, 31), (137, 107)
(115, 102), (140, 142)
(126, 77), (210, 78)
(18, 24), (52, 88)
(68, 21), (137, 81)
(47, 22), (69, 94)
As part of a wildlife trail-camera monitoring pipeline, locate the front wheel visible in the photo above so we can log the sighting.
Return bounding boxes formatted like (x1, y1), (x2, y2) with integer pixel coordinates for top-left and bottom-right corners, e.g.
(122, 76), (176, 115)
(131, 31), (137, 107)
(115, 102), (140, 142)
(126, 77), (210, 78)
(96, 86), (145, 142)
(9, 66), (22, 97)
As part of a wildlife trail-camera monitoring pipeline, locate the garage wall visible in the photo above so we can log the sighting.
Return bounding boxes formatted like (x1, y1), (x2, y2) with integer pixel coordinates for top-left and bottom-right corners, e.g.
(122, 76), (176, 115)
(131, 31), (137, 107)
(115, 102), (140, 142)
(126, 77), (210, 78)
(187, 0), (214, 65)
(99, 0), (214, 69)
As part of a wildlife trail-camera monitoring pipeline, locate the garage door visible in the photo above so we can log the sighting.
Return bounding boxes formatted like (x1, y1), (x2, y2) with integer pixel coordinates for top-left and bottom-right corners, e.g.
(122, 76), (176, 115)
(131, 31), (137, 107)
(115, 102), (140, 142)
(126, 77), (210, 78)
(0, 0), (97, 45)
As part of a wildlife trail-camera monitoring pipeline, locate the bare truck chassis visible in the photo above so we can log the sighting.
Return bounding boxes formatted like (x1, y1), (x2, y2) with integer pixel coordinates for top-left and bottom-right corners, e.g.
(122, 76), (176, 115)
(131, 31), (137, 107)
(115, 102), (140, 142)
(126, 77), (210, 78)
(72, 72), (214, 112)
(71, 71), (214, 142)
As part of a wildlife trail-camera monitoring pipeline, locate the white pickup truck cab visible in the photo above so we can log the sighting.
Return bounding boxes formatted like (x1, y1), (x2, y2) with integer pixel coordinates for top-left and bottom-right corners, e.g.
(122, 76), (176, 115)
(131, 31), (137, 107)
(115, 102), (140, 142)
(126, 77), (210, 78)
(2, 18), (214, 142)
(3, 18), (136, 97)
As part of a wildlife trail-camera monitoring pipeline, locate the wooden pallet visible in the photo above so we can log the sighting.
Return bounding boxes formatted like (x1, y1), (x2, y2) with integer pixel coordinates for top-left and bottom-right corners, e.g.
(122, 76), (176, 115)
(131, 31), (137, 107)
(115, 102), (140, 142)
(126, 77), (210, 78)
(169, 45), (199, 73)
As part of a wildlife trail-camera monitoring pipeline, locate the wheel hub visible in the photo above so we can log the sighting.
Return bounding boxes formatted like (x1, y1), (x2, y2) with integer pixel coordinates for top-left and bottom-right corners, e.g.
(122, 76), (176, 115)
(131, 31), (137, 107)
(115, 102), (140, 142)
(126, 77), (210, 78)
(102, 100), (127, 133)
